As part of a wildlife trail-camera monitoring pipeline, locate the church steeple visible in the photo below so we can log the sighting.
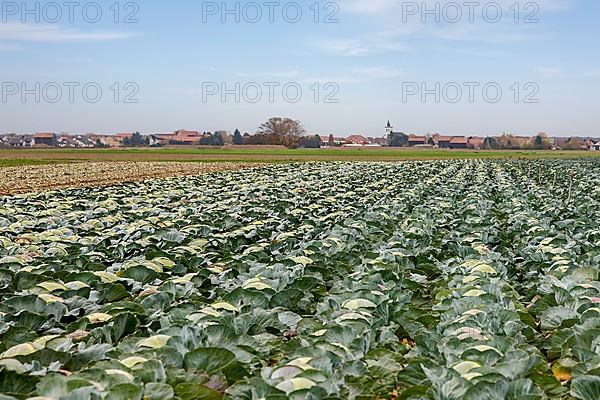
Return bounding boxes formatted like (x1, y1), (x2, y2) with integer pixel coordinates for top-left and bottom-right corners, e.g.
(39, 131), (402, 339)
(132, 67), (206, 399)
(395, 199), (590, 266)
(385, 121), (393, 135)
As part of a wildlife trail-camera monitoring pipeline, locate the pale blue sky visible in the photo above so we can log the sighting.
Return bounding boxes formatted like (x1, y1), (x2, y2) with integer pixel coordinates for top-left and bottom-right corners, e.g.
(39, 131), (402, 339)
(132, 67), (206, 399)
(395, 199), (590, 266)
(0, 0), (598, 137)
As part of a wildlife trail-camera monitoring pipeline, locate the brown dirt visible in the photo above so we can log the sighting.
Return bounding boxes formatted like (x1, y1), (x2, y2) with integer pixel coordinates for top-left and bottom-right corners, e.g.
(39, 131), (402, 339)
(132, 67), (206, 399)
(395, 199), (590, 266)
(0, 162), (257, 195)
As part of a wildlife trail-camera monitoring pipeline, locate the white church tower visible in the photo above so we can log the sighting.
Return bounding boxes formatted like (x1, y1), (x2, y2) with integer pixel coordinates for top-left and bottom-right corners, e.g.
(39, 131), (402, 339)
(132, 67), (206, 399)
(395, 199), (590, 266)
(385, 120), (393, 136)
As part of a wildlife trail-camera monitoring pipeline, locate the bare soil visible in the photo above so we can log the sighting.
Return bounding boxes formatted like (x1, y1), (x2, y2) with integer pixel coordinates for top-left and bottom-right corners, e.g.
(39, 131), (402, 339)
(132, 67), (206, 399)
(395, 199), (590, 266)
(0, 161), (257, 195)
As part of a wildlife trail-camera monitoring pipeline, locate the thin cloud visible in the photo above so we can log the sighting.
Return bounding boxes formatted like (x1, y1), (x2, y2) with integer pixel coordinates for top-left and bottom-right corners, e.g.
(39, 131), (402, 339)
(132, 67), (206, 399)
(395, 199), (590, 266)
(320, 37), (407, 57)
(0, 23), (139, 42)
(321, 39), (373, 56)
(303, 75), (359, 85)
(345, 0), (573, 15)
(269, 70), (300, 78)
(342, 0), (570, 46)
(305, 66), (403, 84)
(432, 25), (542, 43)
(536, 67), (562, 78)
(320, 6), (546, 58)
(352, 66), (404, 79)
(448, 47), (513, 58)
(233, 71), (300, 78)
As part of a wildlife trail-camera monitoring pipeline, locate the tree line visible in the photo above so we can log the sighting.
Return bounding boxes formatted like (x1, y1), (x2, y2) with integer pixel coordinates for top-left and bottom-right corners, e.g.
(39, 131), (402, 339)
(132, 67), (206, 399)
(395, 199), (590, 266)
(239, 117), (321, 148)
(388, 132), (584, 150)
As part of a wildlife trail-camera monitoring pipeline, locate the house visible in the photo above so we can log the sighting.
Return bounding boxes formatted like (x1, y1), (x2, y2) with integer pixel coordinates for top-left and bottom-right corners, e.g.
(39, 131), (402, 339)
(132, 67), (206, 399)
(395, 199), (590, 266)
(34, 132), (56, 147)
(114, 133), (133, 146)
(319, 135), (332, 146)
(85, 134), (108, 147)
(56, 135), (96, 148)
(153, 134), (175, 146)
(408, 135), (427, 146)
(95, 135), (122, 147)
(8, 137), (26, 147)
(170, 129), (201, 145)
(589, 140), (600, 151)
(468, 136), (485, 150)
(368, 137), (388, 146)
(147, 135), (161, 146)
(344, 135), (371, 145)
(1, 134), (35, 147)
(57, 135), (79, 148)
(75, 135), (96, 147)
(449, 136), (468, 149)
(319, 135), (345, 146)
(435, 135), (452, 149)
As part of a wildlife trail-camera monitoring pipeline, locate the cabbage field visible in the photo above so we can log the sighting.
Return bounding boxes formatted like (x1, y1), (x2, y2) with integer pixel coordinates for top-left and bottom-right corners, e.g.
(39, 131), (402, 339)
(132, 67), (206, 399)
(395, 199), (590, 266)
(0, 160), (599, 400)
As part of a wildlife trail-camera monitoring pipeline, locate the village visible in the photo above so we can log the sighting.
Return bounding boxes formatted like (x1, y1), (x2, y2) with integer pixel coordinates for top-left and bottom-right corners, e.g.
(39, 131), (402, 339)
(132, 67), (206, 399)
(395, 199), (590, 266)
(1, 121), (600, 151)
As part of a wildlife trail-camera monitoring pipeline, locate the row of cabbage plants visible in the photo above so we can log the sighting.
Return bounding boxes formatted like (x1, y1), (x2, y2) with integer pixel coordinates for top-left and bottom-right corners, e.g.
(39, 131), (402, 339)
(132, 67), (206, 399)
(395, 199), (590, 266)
(0, 160), (599, 399)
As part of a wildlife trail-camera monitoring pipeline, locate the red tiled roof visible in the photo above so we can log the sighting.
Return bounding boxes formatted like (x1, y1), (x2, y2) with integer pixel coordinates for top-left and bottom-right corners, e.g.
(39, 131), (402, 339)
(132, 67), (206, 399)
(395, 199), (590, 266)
(450, 136), (468, 144)
(437, 136), (452, 142)
(176, 130), (200, 137)
(171, 130), (200, 143)
(469, 137), (485, 146)
(409, 136), (426, 142)
(345, 135), (370, 144)
(35, 132), (55, 138)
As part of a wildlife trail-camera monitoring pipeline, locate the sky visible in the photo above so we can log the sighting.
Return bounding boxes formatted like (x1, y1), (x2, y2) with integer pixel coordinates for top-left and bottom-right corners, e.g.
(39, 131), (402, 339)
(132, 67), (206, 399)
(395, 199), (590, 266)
(0, 0), (599, 137)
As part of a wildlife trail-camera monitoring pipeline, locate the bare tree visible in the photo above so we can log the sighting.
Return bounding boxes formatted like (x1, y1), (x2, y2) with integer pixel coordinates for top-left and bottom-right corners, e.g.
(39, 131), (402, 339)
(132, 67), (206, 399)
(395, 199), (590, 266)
(257, 117), (305, 148)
